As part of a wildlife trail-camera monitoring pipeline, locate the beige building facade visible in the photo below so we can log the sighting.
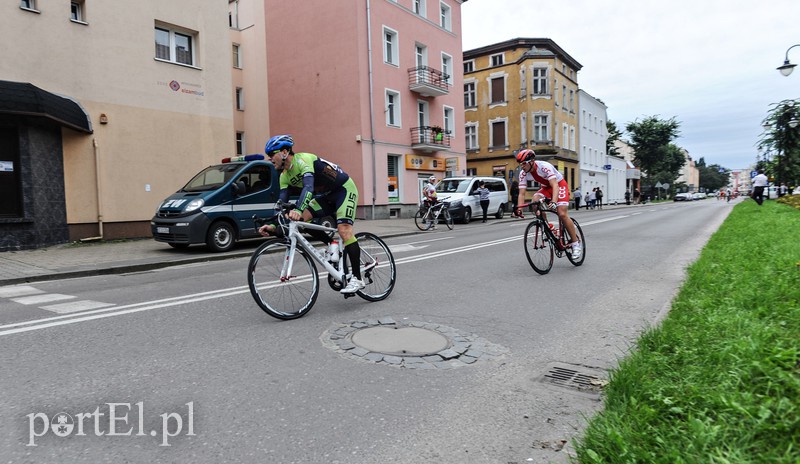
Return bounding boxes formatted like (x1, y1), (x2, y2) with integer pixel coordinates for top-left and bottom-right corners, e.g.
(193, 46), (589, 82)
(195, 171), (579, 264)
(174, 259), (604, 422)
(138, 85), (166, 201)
(1, 1), (234, 248)
(462, 38), (581, 197)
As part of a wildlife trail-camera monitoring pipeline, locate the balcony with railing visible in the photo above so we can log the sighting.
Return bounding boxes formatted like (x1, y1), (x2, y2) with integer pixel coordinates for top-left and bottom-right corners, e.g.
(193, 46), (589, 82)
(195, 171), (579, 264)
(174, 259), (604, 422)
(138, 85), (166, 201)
(411, 126), (451, 152)
(408, 66), (450, 97)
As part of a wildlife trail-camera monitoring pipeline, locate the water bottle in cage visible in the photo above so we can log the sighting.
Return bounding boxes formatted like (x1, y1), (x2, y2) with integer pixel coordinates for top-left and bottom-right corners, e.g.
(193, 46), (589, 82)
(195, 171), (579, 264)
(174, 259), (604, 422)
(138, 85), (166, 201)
(328, 240), (339, 262)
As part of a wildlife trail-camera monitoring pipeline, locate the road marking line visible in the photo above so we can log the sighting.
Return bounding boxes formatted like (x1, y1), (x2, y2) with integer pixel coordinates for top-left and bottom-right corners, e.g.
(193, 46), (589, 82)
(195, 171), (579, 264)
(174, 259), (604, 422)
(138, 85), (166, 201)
(40, 300), (116, 314)
(0, 213), (641, 336)
(0, 285), (43, 298)
(12, 294), (76, 305)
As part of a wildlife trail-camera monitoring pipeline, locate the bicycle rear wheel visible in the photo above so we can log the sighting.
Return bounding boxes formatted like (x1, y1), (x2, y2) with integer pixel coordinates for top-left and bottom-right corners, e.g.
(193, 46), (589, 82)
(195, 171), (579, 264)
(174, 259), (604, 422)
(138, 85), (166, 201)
(248, 239), (319, 320)
(353, 232), (396, 301)
(524, 220), (554, 274)
(442, 208), (454, 230)
(414, 208), (432, 231)
(563, 218), (586, 266)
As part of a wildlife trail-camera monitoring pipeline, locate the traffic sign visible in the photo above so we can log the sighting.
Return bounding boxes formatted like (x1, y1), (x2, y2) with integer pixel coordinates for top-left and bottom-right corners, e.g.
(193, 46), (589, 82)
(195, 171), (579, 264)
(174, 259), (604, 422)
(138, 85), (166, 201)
(750, 170), (758, 178)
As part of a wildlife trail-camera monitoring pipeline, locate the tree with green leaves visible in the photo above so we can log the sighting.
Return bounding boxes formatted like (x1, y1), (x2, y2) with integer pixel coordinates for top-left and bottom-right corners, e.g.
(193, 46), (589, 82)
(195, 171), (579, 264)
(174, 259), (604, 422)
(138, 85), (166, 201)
(606, 120), (623, 157)
(758, 99), (800, 186)
(695, 157), (729, 192)
(626, 116), (682, 196)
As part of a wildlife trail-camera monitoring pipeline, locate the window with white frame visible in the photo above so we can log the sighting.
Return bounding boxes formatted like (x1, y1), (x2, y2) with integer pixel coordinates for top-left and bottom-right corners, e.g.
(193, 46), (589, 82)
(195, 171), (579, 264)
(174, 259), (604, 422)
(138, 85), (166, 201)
(562, 123), (569, 147)
(236, 132), (245, 155)
(20, 0), (37, 11)
(70, 1), (86, 23)
(228, 0), (239, 29)
(520, 67), (527, 95)
(562, 85), (567, 109)
(520, 113), (527, 145)
(232, 44), (242, 68)
(443, 106), (454, 136)
(463, 81), (476, 108)
(441, 53), (452, 84)
(534, 114), (548, 142)
(554, 79), (559, 105)
(155, 24), (196, 66)
(383, 27), (399, 66)
(415, 44), (427, 82)
(463, 60), (474, 73)
(385, 90), (400, 127)
(439, 2), (451, 31)
(490, 76), (505, 104)
(569, 126), (575, 150)
(569, 90), (574, 112)
(490, 53), (504, 67)
(532, 67), (548, 95)
(490, 119), (507, 148)
(582, 110), (586, 128)
(235, 87), (244, 111)
(413, 0), (426, 17)
(465, 124), (478, 150)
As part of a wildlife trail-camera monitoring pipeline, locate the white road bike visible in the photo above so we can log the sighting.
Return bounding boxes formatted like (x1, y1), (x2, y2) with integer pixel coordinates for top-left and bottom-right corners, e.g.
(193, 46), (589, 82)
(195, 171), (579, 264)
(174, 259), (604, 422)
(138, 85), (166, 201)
(248, 202), (396, 320)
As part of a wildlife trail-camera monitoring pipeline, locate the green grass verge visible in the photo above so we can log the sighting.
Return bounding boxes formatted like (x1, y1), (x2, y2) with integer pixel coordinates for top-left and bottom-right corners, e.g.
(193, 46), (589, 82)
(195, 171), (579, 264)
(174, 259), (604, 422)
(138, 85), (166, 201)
(574, 200), (800, 463)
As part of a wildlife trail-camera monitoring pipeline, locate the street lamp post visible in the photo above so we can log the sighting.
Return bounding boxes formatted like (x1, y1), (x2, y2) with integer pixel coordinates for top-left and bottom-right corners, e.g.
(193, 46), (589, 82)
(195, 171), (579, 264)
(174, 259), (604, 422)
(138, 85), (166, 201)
(777, 44), (800, 76)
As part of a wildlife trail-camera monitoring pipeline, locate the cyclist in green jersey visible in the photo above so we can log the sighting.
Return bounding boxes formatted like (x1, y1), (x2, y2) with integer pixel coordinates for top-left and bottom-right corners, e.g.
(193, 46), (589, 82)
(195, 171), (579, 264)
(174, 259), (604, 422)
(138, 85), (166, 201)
(259, 134), (365, 294)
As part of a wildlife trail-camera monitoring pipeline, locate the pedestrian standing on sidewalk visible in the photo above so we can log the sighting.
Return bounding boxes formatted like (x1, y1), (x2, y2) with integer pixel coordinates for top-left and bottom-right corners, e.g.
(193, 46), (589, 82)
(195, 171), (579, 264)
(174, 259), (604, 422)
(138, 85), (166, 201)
(588, 188), (597, 209)
(633, 189), (641, 205)
(584, 191), (591, 210)
(476, 181), (490, 222)
(573, 187), (582, 210)
(510, 180), (520, 213)
(751, 170), (769, 206)
(624, 190), (631, 205)
(595, 187), (604, 210)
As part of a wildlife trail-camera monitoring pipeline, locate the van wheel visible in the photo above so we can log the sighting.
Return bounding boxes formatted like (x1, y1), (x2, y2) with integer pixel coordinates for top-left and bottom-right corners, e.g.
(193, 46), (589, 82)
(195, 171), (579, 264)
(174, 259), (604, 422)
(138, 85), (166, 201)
(206, 221), (235, 252)
(495, 204), (505, 219)
(462, 207), (472, 224)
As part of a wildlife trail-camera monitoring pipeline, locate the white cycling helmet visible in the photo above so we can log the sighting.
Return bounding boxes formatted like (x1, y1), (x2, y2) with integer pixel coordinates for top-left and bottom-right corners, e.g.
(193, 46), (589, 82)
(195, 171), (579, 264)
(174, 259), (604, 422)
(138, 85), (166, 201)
(428, 176), (436, 182)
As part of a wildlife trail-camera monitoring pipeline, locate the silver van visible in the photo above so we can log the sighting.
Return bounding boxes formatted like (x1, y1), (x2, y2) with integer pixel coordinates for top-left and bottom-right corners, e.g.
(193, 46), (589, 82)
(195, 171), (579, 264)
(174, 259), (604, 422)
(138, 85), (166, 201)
(435, 176), (509, 223)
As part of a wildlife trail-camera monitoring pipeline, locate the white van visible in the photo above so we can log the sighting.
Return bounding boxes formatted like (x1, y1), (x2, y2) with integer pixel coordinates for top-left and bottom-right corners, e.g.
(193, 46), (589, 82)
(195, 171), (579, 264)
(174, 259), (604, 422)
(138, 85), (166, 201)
(435, 176), (509, 223)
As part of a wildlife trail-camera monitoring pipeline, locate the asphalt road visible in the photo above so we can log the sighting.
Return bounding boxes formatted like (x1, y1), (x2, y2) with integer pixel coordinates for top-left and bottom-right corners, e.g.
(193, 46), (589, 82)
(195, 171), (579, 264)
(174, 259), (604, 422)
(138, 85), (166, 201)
(0, 200), (733, 463)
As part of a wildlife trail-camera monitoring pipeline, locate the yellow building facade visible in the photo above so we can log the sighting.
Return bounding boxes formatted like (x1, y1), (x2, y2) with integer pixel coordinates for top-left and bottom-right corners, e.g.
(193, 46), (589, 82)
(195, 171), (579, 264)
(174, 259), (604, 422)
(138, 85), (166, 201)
(463, 38), (581, 199)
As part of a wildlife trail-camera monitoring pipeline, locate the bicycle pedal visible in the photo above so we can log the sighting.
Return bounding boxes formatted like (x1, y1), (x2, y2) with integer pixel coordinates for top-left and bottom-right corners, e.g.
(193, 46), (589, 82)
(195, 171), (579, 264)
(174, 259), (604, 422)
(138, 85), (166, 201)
(343, 293), (356, 299)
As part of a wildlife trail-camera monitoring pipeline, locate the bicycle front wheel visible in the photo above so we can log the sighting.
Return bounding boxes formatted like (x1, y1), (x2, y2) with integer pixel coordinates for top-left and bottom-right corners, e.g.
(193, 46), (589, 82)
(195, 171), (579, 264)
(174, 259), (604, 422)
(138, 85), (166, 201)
(354, 232), (396, 301)
(442, 208), (454, 230)
(247, 239), (319, 320)
(563, 218), (586, 266)
(414, 209), (432, 231)
(524, 220), (554, 275)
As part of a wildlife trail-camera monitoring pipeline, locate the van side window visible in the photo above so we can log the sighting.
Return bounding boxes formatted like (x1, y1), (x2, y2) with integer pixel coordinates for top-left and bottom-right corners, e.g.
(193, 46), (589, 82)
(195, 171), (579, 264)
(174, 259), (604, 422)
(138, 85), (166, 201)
(250, 166), (271, 192)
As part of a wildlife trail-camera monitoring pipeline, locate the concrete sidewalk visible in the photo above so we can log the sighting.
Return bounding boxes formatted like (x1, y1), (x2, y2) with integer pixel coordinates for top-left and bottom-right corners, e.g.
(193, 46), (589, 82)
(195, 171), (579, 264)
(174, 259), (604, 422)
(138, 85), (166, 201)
(0, 202), (647, 286)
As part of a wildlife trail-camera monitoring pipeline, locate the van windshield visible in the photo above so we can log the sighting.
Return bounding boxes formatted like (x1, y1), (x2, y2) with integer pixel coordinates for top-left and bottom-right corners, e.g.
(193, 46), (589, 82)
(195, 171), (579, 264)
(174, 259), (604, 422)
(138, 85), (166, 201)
(436, 179), (470, 193)
(182, 164), (243, 192)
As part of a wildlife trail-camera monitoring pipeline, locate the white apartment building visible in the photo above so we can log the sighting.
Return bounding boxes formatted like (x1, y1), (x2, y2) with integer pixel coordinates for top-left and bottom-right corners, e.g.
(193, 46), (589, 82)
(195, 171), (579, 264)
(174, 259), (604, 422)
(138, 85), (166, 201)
(577, 90), (625, 203)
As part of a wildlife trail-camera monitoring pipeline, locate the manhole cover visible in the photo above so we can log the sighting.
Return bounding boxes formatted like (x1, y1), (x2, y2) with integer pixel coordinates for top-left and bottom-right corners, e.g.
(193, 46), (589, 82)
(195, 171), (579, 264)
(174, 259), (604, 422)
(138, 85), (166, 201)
(321, 318), (509, 369)
(351, 326), (448, 356)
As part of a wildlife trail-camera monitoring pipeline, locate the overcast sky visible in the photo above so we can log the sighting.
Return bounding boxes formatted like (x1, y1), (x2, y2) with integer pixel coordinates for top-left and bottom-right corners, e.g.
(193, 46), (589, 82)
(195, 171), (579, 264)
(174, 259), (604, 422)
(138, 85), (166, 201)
(461, 0), (800, 169)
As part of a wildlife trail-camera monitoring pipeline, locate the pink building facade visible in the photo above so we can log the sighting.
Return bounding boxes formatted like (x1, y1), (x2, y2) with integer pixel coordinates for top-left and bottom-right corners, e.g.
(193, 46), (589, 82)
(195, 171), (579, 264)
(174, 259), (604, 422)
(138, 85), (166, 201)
(265, 0), (467, 219)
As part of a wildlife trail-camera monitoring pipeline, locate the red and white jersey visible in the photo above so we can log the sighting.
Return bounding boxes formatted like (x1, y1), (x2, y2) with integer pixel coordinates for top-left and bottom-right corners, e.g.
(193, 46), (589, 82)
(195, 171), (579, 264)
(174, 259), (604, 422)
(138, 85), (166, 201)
(519, 160), (563, 186)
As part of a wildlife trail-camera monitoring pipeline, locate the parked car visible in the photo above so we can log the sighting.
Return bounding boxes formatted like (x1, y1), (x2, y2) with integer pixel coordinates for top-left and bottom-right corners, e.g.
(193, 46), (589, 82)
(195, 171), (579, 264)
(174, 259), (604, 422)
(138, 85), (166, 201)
(435, 176), (509, 223)
(674, 192), (692, 201)
(151, 154), (333, 252)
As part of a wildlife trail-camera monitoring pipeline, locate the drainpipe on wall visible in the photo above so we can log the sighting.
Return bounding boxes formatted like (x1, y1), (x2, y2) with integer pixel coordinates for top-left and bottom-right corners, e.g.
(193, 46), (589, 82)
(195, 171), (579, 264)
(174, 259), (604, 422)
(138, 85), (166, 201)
(366, 0), (377, 220)
(92, 137), (104, 240)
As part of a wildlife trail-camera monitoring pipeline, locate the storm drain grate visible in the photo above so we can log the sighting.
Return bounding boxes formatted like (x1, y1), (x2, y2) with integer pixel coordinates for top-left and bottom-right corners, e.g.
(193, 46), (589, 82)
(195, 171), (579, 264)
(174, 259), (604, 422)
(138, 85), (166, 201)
(538, 362), (607, 398)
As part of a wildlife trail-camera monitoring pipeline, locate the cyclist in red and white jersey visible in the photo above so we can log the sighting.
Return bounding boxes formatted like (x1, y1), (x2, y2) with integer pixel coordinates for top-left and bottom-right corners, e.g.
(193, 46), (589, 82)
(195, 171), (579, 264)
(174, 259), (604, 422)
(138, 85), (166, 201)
(513, 149), (582, 259)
